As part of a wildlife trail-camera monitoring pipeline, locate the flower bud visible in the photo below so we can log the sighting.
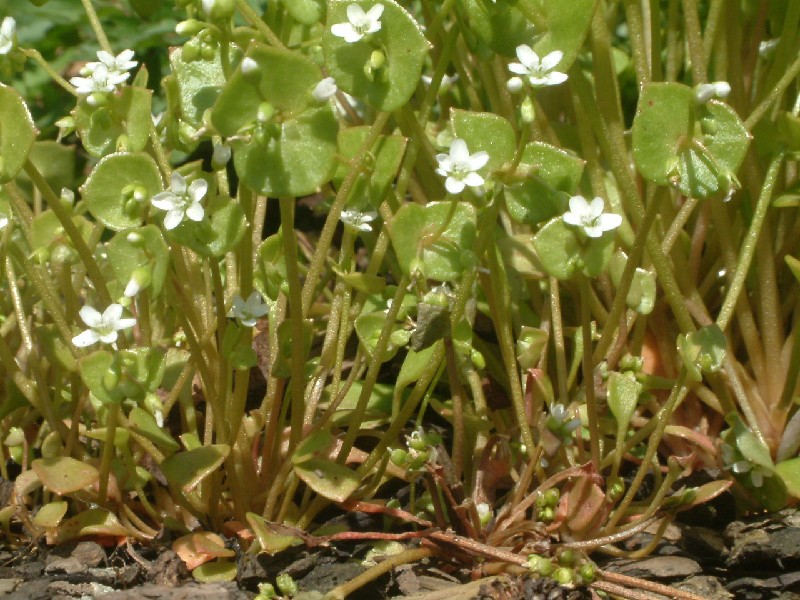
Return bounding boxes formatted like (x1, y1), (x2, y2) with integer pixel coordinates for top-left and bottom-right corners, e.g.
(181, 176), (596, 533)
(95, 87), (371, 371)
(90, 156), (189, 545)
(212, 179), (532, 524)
(552, 567), (574, 585)
(176, 19), (206, 36)
(212, 143), (232, 169)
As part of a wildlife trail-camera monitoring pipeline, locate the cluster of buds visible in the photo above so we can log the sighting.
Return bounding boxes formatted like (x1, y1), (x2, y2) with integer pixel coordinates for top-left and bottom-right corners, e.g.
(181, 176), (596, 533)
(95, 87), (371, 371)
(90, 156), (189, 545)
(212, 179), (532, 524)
(526, 549), (596, 586)
(390, 427), (442, 473)
(534, 488), (560, 523)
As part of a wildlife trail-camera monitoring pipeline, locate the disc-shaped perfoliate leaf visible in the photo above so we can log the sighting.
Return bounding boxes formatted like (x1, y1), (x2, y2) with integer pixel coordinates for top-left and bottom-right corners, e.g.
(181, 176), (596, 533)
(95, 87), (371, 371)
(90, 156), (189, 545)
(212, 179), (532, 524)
(452, 110), (515, 173)
(233, 106), (338, 197)
(15, 141), (77, 200)
(677, 324), (726, 382)
(166, 194), (245, 257)
(282, 0), (325, 24)
(73, 86), (152, 158)
(632, 83), (750, 198)
(161, 444), (230, 492)
(106, 225), (170, 297)
(324, 0), (430, 112)
(333, 126), (407, 209)
(212, 42), (322, 137)
(504, 142), (584, 226)
(82, 153), (162, 231)
(31, 211), (93, 256)
(389, 201), (477, 282)
(609, 250), (656, 315)
(0, 84), (38, 183)
(532, 217), (614, 280)
(171, 44), (231, 127)
(79, 351), (125, 405)
(31, 457), (99, 495)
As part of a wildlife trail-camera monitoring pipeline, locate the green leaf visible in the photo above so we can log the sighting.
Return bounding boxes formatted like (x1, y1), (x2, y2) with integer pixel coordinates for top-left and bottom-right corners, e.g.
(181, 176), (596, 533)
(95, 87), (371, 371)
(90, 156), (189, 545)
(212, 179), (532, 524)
(776, 458), (800, 499)
(504, 142), (584, 226)
(246, 512), (303, 555)
(0, 84), (38, 183)
(35, 324), (77, 373)
(255, 230), (287, 301)
(609, 250), (656, 314)
(106, 225), (170, 298)
(333, 126), (407, 209)
(677, 325), (726, 382)
(459, 0), (536, 58)
(233, 105), (338, 198)
(532, 217), (614, 279)
(451, 110), (515, 173)
(81, 152), (163, 232)
(392, 343), (441, 417)
(79, 350), (124, 405)
(32, 501), (68, 529)
(632, 83), (750, 198)
(30, 210), (93, 261)
(282, 0), (326, 24)
(161, 444), (230, 492)
(517, 326), (548, 371)
(212, 42), (322, 136)
(272, 319), (313, 378)
(129, 407), (180, 453)
(192, 560), (238, 582)
(607, 371), (642, 444)
(31, 457), (99, 495)
(171, 44), (230, 127)
(15, 141), (76, 200)
(55, 509), (130, 544)
(355, 311), (406, 362)
(389, 201), (477, 282)
(293, 457), (361, 502)
(524, 0), (597, 69)
(73, 86), (152, 158)
(324, 0), (430, 112)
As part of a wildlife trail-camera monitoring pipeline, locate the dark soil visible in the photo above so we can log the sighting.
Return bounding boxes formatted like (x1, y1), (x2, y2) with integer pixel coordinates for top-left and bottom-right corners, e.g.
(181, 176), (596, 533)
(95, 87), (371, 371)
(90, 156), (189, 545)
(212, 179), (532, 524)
(1, 509), (800, 599)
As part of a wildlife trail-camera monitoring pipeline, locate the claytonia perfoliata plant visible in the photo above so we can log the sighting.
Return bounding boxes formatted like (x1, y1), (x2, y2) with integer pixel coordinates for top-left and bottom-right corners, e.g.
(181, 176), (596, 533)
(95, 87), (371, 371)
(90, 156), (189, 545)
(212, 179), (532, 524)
(70, 50), (137, 102)
(721, 443), (773, 488)
(507, 46), (568, 91)
(435, 138), (489, 194)
(228, 292), (269, 327)
(72, 304), (136, 348)
(0, 17), (16, 55)
(562, 195), (622, 238)
(151, 172), (208, 230)
(340, 209), (378, 232)
(331, 3), (384, 43)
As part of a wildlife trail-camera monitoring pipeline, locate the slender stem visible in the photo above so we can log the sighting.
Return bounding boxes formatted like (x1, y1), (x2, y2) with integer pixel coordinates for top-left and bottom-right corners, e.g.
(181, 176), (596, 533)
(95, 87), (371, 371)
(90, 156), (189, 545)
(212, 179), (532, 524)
(235, 0), (285, 49)
(623, 0), (650, 85)
(550, 278), (569, 403)
(279, 197), (307, 451)
(717, 152), (783, 330)
(681, 0), (706, 83)
(79, 0), (112, 54)
(98, 403), (120, 505)
(326, 548), (436, 600)
(580, 275), (602, 469)
(22, 49), (77, 95)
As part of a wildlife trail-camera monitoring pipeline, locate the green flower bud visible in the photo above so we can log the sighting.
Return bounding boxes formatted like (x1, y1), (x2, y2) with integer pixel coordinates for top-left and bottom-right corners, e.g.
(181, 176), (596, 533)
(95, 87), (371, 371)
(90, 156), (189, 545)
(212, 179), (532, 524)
(526, 555), (554, 576)
(544, 488), (560, 507)
(521, 96), (535, 123)
(578, 562), (596, 583)
(552, 567), (574, 585)
(275, 573), (297, 597)
(390, 448), (408, 466)
(182, 38), (202, 62)
(176, 19), (206, 36)
(557, 549), (577, 567)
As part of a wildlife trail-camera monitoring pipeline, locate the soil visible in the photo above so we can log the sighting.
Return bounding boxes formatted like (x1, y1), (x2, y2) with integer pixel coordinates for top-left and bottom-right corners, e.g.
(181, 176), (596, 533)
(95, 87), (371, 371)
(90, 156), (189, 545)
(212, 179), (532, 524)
(1, 507), (800, 599)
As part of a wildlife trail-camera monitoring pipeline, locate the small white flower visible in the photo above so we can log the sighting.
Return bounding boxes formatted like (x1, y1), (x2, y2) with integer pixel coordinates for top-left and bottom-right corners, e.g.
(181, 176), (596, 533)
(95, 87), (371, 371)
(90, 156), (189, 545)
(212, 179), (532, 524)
(70, 63), (127, 95)
(508, 45), (568, 88)
(228, 291), (269, 327)
(340, 209), (378, 232)
(0, 212), (9, 230)
(72, 304), (136, 348)
(151, 172), (208, 230)
(331, 3), (384, 43)
(720, 443), (772, 488)
(201, 0), (216, 15)
(562, 195), (622, 238)
(759, 38), (780, 58)
(506, 76), (524, 93)
(0, 17), (16, 55)
(96, 49), (137, 74)
(421, 73), (459, 88)
(548, 403), (581, 434)
(312, 77), (338, 102)
(695, 81), (731, 104)
(212, 142), (231, 167)
(435, 138), (489, 194)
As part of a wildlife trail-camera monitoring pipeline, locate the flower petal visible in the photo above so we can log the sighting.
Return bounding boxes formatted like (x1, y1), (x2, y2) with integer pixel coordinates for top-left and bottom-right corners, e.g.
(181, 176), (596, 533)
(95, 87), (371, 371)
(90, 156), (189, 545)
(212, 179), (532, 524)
(508, 62), (531, 75)
(152, 192), (179, 210)
(163, 209), (184, 230)
(346, 3), (367, 23)
(72, 329), (101, 348)
(462, 172), (485, 188)
(468, 151), (490, 171)
(568, 195), (589, 215)
(188, 179), (208, 202)
(588, 196), (605, 217)
(99, 330), (119, 344)
(515, 44), (538, 68)
(79, 306), (103, 328)
(445, 177), (466, 194)
(540, 50), (564, 72)
(115, 318), (137, 331)
(103, 303), (124, 324)
(170, 171), (186, 194)
(185, 202), (205, 222)
(599, 213), (622, 232)
(449, 139), (470, 162)
(366, 4), (385, 22)
(541, 71), (568, 86)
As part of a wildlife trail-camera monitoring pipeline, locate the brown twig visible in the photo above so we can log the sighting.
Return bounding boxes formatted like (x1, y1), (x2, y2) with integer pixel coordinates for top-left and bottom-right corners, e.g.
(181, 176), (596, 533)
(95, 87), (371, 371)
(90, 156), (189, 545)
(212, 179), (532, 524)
(596, 568), (708, 600)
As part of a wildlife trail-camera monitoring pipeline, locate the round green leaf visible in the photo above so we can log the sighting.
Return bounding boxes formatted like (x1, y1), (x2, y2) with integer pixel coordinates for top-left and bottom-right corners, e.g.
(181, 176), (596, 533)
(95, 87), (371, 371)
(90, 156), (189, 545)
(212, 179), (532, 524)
(212, 42), (322, 137)
(389, 201), (477, 282)
(532, 217), (615, 280)
(82, 153), (163, 231)
(73, 86), (152, 158)
(79, 350), (124, 405)
(0, 84), (38, 183)
(233, 106), (338, 197)
(31, 457), (99, 495)
(171, 45), (231, 127)
(452, 109), (515, 173)
(531, 0), (597, 69)
(161, 444), (230, 492)
(106, 225), (170, 297)
(324, 0), (430, 112)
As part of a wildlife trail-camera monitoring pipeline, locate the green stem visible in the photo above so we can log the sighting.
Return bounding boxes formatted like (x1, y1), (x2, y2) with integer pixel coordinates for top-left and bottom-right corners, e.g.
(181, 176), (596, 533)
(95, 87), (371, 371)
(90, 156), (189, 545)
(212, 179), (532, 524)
(79, 0), (112, 54)
(717, 151), (784, 330)
(550, 277), (569, 404)
(745, 53), (800, 130)
(681, 0), (707, 83)
(279, 197), (307, 451)
(579, 275), (602, 469)
(623, 0), (651, 85)
(98, 403), (119, 505)
(22, 49), (77, 95)
(235, 0), (285, 49)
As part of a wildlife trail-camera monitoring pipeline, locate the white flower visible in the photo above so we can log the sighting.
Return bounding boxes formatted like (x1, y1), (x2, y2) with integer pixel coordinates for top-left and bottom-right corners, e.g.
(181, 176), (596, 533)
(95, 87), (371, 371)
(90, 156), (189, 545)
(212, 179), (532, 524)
(421, 73), (459, 88)
(241, 57), (258, 75)
(96, 49), (137, 74)
(340, 209), (378, 232)
(0, 17), (16, 55)
(0, 212), (9, 230)
(695, 81), (731, 104)
(313, 77), (338, 102)
(720, 443), (772, 488)
(151, 172), (208, 230)
(548, 404), (581, 435)
(72, 304), (136, 348)
(70, 63), (128, 96)
(212, 143), (231, 167)
(228, 291), (269, 327)
(508, 45), (568, 88)
(331, 3), (384, 43)
(562, 195), (622, 238)
(435, 138), (489, 194)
